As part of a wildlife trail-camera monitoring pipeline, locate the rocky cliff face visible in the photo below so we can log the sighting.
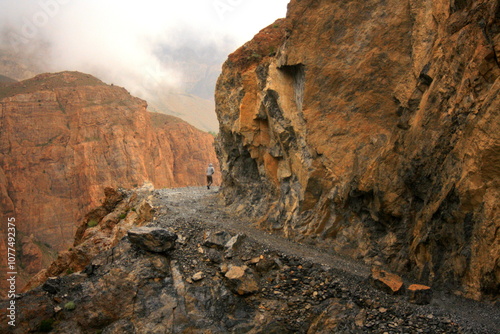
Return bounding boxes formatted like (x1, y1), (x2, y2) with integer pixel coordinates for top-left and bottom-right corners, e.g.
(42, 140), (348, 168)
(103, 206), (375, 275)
(0, 71), (218, 289)
(215, 0), (499, 300)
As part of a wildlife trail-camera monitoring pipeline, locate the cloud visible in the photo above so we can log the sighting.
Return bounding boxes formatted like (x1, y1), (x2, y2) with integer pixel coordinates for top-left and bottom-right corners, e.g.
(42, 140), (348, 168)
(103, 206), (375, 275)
(0, 0), (289, 98)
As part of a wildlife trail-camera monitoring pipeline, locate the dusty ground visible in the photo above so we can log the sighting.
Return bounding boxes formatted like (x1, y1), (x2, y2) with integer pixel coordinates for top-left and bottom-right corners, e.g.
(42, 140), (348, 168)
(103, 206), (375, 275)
(152, 186), (499, 334)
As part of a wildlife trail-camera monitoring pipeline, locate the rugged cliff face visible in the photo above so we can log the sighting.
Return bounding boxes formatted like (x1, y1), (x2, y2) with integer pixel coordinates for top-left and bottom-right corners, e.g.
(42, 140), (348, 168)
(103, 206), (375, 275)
(0, 71), (218, 289)
(216, 0), (499, 300)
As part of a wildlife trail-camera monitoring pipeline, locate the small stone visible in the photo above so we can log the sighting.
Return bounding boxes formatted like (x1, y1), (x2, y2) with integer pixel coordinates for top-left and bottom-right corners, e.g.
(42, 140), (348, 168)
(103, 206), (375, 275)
(176, 234), (187, 245)
(256, 257), (278, 273)
(205, 248), (223, 263)
(225, 233), (245, 251)
(192, 272), (205, 282)
(203, 231), (231, 249)
(247, 256), (262, 265)
(355, 309), (367, 327)
(224, 265), (260, 295)
(219, 263), (229, 274)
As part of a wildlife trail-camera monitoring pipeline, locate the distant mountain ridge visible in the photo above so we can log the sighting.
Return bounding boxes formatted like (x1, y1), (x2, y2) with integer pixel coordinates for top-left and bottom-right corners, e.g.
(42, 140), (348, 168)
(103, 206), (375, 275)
(0, 48), (220, 132)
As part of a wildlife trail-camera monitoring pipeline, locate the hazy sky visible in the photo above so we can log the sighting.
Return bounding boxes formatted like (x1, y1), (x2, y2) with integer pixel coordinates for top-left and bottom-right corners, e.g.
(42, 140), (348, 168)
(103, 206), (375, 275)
(0, 0), (289, 97)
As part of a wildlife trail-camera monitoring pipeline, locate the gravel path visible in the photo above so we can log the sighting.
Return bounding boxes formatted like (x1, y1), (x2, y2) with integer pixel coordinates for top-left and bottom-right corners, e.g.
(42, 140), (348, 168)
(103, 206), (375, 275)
(152, 186), (499, 333)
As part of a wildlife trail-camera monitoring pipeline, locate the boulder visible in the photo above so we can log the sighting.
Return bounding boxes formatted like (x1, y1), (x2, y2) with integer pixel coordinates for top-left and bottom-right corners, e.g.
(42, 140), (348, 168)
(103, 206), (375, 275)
(127, 227), (177, 253)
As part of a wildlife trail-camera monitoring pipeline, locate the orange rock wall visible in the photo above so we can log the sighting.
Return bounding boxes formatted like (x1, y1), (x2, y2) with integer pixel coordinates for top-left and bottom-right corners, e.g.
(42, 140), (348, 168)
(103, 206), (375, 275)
(0, 72), (218, 288)
(215, 0), (499, 300)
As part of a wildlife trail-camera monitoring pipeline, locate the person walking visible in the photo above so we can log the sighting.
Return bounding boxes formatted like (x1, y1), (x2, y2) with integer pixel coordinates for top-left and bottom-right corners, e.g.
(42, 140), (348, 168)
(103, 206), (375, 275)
(206, 163), (215, 189)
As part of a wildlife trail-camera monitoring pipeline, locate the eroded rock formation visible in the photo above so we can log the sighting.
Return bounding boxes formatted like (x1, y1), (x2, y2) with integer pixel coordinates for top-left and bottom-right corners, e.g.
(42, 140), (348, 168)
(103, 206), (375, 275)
(0, 71), (218, 289)
(215, 0), (499, 300)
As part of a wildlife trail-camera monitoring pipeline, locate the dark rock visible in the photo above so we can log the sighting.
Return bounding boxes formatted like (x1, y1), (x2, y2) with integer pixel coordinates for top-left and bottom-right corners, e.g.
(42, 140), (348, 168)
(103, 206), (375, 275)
(83, 264), (99, 276)
(203, 231), (232, 249)
(256, 257), (279, 273)
(127, 227), (177, 253)
(42, 277), (61, 294)
(206, 248), (224, 263)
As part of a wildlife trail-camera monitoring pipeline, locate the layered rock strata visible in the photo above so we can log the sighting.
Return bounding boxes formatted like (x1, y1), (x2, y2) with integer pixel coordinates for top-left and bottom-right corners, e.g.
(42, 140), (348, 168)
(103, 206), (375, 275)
(215, 0), (499, 300)
(0, 71), (218, 289)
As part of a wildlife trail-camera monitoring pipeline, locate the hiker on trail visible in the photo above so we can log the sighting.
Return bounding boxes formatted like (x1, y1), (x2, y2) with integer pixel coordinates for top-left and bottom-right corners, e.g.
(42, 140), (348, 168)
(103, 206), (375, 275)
(206, 163), (215, 189)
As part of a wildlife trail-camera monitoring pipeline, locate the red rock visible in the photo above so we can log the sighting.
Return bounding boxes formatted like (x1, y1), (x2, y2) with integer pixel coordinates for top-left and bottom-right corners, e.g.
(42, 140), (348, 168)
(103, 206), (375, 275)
(0, 71), (218, 290)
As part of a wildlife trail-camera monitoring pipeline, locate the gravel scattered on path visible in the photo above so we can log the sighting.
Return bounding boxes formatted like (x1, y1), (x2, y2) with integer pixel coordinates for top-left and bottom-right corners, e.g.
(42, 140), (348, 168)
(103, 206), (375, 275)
(152, 187), (499, 333)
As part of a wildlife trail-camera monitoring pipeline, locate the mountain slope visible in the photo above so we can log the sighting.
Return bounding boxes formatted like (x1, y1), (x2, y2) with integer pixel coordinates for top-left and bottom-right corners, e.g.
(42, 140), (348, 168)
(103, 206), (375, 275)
(147, 91), (218, 133)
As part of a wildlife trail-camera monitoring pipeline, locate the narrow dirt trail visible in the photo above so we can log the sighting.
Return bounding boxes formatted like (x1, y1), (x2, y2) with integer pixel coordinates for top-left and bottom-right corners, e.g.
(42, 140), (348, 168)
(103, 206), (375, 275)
(152, 186), (499, 333)
(154, 187), (370, 277)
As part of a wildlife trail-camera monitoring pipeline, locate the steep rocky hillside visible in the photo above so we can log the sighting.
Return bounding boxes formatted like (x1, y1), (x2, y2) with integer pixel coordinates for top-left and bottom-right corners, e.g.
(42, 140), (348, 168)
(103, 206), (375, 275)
(0, 71), (218, 289)
(1, 187), (497, 333)
(215, 0), (499, 301)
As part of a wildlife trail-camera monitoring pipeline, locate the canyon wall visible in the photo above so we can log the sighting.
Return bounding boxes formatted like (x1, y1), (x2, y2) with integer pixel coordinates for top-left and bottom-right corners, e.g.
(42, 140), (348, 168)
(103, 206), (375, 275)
(215, 0), (499, 300)
(0, 71), (218, 288)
